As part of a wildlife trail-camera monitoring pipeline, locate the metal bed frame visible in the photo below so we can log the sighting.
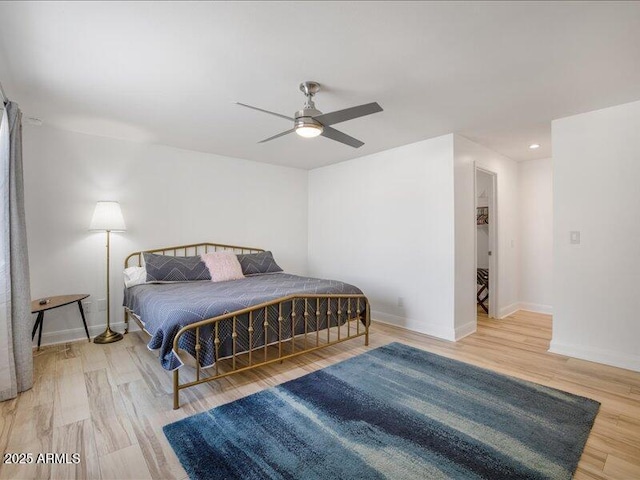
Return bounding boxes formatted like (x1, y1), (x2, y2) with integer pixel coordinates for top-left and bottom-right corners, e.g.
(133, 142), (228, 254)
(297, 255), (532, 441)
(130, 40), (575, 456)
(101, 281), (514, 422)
(124, 242), (370, 409)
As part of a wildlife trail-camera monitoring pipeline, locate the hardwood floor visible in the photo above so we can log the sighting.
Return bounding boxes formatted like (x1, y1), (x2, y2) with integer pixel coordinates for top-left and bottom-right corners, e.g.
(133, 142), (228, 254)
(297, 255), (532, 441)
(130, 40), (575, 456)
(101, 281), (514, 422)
(1, 310), (639, 479)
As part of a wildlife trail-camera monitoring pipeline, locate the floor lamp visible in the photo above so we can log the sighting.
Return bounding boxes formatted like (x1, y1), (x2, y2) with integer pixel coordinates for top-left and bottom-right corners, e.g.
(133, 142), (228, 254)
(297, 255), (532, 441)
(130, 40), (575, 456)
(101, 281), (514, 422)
(89, 201), (126, 344)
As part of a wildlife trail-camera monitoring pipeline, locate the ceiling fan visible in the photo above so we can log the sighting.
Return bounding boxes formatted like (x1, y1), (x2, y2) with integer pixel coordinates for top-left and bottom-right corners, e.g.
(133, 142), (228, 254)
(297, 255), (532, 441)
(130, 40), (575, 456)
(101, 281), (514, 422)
(236, 81), (383, 148)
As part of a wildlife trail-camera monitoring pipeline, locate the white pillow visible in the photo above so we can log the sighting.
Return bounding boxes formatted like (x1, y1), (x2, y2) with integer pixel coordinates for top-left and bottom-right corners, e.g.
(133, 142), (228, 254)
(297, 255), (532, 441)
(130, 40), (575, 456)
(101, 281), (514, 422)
(123, 266), (147, 288)
(201, 252), (245, 282)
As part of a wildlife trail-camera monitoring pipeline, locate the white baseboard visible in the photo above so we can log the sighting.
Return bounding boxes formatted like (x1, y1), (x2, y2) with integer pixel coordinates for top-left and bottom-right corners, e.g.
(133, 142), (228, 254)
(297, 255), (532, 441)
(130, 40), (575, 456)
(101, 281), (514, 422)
(38, 302), (552, 349)
(518, 302), (553, 315)
(33, 321), (141, 348)
(455, 321), (477, 340)
(498, 302), (553, 318)
(549, 340), (640, 372)
(498, 303), (520, 319)
(372, 310), (456, 342)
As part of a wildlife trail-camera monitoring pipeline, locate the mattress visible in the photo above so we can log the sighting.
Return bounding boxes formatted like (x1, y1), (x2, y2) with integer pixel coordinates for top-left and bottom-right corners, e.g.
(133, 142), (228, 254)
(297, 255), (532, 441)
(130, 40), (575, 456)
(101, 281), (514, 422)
(123, 273), (365, 370)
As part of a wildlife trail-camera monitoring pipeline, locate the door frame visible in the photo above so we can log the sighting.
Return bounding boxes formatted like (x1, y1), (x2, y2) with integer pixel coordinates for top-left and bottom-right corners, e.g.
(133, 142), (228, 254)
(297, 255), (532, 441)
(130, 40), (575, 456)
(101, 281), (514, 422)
(474, 165), (498, 319)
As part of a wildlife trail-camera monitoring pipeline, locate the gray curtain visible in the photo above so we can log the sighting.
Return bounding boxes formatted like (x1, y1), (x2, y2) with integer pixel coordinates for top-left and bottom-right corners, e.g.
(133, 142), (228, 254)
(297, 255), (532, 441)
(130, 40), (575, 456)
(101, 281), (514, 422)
(0, 101), (33, 401)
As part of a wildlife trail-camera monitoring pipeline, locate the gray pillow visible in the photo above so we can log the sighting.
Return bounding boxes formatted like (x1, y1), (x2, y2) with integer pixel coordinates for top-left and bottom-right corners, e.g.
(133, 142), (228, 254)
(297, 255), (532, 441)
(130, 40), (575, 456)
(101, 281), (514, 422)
(144, 253), (211, 282)
(236, 251), (283, 276)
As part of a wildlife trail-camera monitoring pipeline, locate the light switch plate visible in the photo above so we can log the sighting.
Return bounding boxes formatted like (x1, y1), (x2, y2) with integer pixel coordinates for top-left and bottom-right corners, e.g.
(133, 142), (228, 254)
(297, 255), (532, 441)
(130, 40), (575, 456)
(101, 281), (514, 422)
(570, 231), (580, 245)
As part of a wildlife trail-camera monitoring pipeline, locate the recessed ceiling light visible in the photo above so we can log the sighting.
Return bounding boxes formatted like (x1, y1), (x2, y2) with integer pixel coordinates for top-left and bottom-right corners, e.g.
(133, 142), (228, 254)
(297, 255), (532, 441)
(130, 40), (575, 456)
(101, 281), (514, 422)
(529, 143), (540, 150)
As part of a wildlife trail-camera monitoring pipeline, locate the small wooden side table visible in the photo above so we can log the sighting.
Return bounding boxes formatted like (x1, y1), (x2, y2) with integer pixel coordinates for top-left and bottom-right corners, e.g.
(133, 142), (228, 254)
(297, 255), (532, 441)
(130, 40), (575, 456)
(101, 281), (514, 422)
(31, 294), (90, 350)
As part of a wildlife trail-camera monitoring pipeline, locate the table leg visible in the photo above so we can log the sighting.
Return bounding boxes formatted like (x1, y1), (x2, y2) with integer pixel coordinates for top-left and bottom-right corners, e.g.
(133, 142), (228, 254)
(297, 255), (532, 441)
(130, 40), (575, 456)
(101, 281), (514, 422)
(37, 312), (44, 351)
(32, 312), (43, 340)
(77, 300), (90, 341)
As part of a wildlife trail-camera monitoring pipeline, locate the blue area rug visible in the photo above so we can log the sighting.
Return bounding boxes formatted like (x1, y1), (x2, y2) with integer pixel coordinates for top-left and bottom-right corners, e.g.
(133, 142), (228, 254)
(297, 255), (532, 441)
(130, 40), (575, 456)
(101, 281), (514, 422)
(163, 343), (599, 480)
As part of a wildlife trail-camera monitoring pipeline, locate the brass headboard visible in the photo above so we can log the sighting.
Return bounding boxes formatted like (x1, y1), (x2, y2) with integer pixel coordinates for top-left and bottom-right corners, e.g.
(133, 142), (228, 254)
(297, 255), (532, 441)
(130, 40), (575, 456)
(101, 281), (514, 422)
(124, 242), (264, 268)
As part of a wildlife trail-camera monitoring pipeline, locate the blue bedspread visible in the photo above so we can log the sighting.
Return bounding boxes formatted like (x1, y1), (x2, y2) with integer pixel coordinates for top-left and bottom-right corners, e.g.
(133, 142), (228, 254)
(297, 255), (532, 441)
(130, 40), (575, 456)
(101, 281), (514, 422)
(123, 273), (365, 370)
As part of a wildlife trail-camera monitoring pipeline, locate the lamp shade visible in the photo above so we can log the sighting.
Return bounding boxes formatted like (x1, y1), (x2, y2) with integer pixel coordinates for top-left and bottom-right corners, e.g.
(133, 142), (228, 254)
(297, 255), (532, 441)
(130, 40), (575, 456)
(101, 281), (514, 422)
(89, 201), (126, 232)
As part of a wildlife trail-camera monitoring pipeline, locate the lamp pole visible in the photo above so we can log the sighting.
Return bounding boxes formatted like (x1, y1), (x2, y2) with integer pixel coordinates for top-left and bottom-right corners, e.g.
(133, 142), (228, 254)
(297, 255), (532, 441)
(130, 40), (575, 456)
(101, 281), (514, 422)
(94, 228), (123, 344)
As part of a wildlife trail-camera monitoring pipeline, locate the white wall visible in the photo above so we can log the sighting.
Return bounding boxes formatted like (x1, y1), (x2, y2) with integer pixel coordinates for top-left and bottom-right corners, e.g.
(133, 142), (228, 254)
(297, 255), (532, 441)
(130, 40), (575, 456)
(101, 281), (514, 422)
(308, 135), (457, 340)
(551, 100), (640, 372)
(454, 135), (520, 325)
(453, 137), (480, 336)
(519, 158), (553, 313)
(23, 125), (308, 346)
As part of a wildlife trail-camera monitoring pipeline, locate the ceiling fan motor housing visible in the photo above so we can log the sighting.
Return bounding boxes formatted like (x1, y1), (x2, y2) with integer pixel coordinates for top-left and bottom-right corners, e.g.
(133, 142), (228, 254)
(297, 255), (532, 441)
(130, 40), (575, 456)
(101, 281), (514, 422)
(295, 107), (323, 130)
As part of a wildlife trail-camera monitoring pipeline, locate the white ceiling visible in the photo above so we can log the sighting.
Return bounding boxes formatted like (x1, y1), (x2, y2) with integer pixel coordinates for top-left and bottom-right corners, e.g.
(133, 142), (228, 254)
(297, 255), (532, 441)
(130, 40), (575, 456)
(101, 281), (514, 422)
(1, 1), (639, 169)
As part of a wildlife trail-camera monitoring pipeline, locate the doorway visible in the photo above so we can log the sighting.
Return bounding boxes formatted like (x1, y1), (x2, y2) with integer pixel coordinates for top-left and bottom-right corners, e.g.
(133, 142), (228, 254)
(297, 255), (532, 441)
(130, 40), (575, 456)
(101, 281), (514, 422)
(475, 167), (497, 318)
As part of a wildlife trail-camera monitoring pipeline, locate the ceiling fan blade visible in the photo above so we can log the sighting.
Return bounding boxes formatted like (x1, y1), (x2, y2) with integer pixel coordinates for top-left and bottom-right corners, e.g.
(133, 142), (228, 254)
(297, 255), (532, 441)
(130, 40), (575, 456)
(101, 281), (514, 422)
(236, 102), (294, 122)
(259, 128), (295, 143)
(313, 102), (383, 127)
(321, 126), (364, 148)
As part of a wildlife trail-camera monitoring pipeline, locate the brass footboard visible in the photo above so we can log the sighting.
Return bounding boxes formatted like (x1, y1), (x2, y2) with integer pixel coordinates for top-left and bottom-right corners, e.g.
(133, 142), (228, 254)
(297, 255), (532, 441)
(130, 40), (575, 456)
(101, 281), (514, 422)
(171, 293), (370, 409)
(123, 242), (371, 409)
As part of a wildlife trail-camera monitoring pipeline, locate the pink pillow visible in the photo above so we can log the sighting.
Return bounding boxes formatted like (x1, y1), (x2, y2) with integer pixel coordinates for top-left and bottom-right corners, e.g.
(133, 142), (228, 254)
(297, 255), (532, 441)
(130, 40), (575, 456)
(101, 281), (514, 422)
(201, 252), (245, 282)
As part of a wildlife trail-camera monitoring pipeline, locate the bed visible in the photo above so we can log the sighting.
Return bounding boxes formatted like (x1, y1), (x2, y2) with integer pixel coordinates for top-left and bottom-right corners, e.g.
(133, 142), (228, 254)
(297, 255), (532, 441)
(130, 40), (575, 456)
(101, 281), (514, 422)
(123, 242), (370, 409)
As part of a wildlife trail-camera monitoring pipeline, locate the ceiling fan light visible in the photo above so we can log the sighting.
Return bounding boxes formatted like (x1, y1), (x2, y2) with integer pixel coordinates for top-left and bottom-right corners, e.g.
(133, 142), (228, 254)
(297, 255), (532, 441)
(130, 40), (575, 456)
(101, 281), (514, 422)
(295, 124), (323, 138)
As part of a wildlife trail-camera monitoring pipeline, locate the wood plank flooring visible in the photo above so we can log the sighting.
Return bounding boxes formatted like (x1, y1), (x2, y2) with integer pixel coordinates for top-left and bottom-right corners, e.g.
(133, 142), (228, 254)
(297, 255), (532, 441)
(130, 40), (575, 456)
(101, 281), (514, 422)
(1, 310), (639, 479)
